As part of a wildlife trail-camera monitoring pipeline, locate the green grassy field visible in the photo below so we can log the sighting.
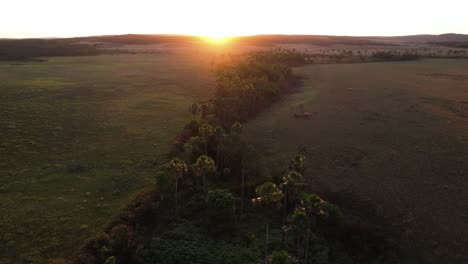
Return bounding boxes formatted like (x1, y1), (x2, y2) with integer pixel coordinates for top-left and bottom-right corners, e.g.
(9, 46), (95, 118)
(244, 59), (468, 263)
(0, 54), (214, 263)
(2, 49), (467, 264)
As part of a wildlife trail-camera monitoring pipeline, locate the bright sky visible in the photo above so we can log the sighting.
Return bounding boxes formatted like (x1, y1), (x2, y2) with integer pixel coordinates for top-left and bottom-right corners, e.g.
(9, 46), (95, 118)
(1, 0), (467, 38)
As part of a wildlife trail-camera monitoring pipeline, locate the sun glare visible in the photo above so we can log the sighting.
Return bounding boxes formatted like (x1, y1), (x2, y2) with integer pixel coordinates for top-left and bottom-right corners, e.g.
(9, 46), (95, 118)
(203, 34), (231, 44)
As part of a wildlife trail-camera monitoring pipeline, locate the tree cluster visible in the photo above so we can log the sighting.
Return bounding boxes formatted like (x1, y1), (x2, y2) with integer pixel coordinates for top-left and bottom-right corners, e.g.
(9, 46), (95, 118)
(212, 49), (304, 126)
(371, 51), (419, 61)
(0, 39), (103, 61)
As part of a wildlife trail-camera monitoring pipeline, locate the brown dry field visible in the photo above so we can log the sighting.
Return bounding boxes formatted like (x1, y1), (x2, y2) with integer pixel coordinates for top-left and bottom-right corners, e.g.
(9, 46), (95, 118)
(245, 59), (468, 264)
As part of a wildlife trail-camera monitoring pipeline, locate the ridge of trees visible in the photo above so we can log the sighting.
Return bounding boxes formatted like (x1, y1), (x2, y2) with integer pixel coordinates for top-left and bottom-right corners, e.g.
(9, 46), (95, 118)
(73, 49), (398, 264)
(0, 39), (104, 61)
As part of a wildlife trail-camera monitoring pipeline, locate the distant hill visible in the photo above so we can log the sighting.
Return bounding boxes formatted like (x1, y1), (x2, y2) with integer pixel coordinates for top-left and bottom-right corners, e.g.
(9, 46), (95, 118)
(76, 34), (200, 45)
(69, 34), (376, 46)
(380, 33), (468, 43)
(5, 33), (468, 46)
(76, 33), (468, 46)
(71, 34), (390, 47)
(2, 33), (467, 61)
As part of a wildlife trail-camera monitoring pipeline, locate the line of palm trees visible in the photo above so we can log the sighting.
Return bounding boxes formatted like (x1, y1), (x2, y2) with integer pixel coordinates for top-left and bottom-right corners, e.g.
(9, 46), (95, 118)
(160, 49), (343, 263)
(169, 120), (245, 217)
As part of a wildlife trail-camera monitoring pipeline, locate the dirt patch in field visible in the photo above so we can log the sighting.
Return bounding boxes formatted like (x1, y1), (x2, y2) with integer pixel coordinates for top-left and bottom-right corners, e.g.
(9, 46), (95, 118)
(245, 59), (468, 264)
(422, 97), (468, 118)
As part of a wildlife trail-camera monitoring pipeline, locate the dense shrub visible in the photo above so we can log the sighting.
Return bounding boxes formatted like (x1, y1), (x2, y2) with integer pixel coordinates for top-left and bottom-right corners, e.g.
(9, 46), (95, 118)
(268, 250), (295, 264)
(77, 232), (111, 264)
(136, 222), (260, 264)
(108, 225), (135, 260)
(205, 189), (236, 233)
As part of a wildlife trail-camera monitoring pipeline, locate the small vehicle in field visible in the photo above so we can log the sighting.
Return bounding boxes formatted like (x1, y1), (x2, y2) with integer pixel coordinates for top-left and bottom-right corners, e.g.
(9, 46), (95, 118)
(293, 104), (312, 119)
(294, 112), (312, 119)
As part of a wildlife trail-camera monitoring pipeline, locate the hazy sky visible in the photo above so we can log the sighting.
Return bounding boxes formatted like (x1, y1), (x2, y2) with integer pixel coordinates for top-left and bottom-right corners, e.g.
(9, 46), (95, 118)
(2, 0), (467, 38)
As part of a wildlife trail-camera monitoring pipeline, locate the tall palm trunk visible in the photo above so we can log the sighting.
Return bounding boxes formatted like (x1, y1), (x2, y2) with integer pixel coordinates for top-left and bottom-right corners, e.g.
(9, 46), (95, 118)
(175, 177), (179, 217)
(283, 186), (287, 224)
(265, 223), (269, 264)
(281, 186), (287, 246)
(216, 145), (219, 166)
(241, 169), (245, 214)
(216, 136), (222, 166)
(203, 172), (206, 195)
(304, 230), (310, 264)
(298, 238), (302, 262)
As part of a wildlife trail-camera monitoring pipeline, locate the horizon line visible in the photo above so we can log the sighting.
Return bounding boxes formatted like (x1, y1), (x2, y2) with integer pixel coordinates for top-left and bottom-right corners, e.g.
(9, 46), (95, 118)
(1, 32), (467, 40)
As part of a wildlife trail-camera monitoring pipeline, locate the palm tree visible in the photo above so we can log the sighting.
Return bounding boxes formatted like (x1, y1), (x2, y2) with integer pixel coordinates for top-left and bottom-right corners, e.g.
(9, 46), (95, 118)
(252, 182), (283, 262)
(183, 136), (203, 163)
(240, 144), (256, 214)
(214, 126), (225, 166)
(281, 171), (303, 223)
(290, 207), (310, 261)
(199, 101), (214, 119)
(170, 158), (188, 217)
(199, 123), (215, 155)
(252, 182), (284, 207)
(230, 121), (243, 135)
(194, 155), (216, 195)
(189, 103), (199, 119)
(289, 154), (305, 174)
(155, 171), (171, 201)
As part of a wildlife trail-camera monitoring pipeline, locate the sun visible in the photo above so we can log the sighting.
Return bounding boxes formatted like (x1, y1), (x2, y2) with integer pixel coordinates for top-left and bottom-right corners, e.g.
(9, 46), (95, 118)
(203, 33), (231, 44)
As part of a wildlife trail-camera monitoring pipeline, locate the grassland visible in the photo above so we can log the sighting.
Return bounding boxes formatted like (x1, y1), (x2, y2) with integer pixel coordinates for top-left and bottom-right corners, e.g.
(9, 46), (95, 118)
(244, 59), (468, 263)
(1, 37), (467, 264)
(0, 53), (215, 263)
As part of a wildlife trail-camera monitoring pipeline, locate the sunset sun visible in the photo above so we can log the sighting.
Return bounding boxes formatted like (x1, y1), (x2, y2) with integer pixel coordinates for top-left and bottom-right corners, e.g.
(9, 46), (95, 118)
(203, 34), (231, 44)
